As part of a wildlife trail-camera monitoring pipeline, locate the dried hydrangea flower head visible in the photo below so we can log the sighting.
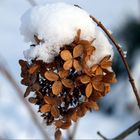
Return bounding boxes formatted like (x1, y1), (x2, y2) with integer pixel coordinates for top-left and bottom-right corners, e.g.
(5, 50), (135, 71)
(19, 2), (117, 139)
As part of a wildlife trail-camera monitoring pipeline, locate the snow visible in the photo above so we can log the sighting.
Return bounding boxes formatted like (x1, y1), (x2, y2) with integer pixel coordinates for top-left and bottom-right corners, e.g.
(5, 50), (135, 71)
(1, 0), (140, 139)
(20, 2), (113, 66)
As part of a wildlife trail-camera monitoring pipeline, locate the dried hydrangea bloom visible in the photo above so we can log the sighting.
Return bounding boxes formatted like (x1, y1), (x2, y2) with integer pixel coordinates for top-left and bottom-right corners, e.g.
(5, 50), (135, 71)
(19, 2), (117, 139)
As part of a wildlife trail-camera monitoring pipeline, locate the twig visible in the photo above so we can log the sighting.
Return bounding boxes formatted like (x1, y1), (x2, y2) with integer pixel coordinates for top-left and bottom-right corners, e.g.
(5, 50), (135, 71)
(26, 0), (37, 6)
(67, 122), (79, 140)
(112, 121), (140, 140)
(97, 131), (108, 140)
(0, 62), (50, 140)
(90, 15), (140, 109)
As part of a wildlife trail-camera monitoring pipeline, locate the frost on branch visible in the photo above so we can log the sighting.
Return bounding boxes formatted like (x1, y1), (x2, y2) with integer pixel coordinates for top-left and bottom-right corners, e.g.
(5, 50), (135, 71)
(19, 2), (117, 139)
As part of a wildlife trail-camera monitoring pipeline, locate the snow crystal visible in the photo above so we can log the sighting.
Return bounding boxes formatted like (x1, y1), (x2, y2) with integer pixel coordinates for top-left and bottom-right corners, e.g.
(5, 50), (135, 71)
(20, 2), (113, 66)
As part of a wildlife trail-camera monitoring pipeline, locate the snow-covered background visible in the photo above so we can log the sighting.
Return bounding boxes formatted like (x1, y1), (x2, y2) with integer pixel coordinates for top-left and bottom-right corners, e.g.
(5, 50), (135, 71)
(0, 0), (140, 139)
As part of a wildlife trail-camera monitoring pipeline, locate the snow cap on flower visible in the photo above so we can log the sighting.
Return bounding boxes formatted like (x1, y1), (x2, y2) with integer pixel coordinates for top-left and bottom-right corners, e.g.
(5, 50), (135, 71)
(20, 2), (113, 66)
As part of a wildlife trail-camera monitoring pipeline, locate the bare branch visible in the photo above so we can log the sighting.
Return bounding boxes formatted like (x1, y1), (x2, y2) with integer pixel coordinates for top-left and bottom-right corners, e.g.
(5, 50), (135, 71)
(26, 0), (37, 6)
(97, 131), (108, 140)
(112, 121), (140, 140)
(0, 61), (50, 140)
(90, 15), (140, 108)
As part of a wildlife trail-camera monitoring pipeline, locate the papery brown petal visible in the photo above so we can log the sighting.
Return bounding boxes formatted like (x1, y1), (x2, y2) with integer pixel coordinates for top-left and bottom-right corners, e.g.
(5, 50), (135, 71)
(61, 79), (74, 88)
(24, 86), (31, 97)
(90, 90), (102, 101)
(91, 64), (98, 73)
(85, 83), (93, 98)
(63, 60), (72, 70)
(85, 101), (99, 111)
(44, 96), (54, 105)
(71, 112), (78, 122)
(77, 105), (87, 117)
(100, 55), (111, 64)
(28, 97), (37, 104)
(101, 61), (112, 69)
(31, 82), (41, 91)
(85, 45), (95, 56)
(73, 59), (82, 71)
(74, 29), (81, 43)
(73, 45), (83, 58)
(52, 81), (62, 95)
(60, 50), (72, 61)
(28, 65), (39, 74)
(80, 75), (90, 84)
(92, 81), (105, 92)
(103, 72), (117, 83)
(105, 84), (110, 94)
(79, 40), (91, 46)
(95, 67), (103, 75)
(55, 129), (62, 140)
(58, 69), (69, 79)
(40, 104), (51, 113)
(61, 121), (72, 129)
(19, 60), (28, 67)
(51, 105), (60, 118)
(44, 71), (59, 81)
(92, 75), (103, 82)
(55, 120), (63, 128)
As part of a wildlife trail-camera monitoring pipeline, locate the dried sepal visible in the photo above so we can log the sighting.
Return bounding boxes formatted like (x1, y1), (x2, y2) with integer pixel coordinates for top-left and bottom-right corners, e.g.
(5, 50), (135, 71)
(60, 50), (72, 61)
(63, 60), (72, 70)
(51, 106), (60, 118)
(58, 69), (69, 79)
(73, 59), (82, 71)
(52, 81), (62, 95)
(44, 71), (59, 81)
(40, 104), (51, 113)
(61, 79), (74, 88)
(80, 75), (90, 84)
(28, 65), (39, 74)
(73, 45), (83, 58)
(85, 83), (93, 98)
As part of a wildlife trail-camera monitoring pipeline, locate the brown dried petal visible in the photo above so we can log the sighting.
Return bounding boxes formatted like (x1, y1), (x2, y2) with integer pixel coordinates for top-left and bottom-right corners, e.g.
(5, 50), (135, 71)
(24, 86), (31, 97)
(91, 64), (98, 73)
(101, 61), (112, 69)
(92, 81), (105, 92)
(105, 84), (110, 94)
(73, 45), (83, 58)
(79, 40), (91, 46)
(80, 75), (90, 84)
(100, 55), (111, 64)
(85, 83), (93, 98)
(103, 72), (117, 83)
(71, 112), (78, 122)
(85, 101), (99, 111)
(77, 105), (87, 117)
(60, 50), (72, 61)
(61, 121), (72, 129)
(63, 60), (72, 70)
(55, 129), (62, 140)
(28, 65), (39, 74)
(52, 81), (62, 95)
(51, 105), (60, 118)
(95, 67), (103, 75)
(73, 59), (82, 71)
(55, 120), (63, 128)
(58, 69), (69, 79)
(44, 71), (59, 81)
(85, 45), (95, 56)
(44, 96), (55, 105)
(61, 79), (74, 88)
(40, 104), (51, 113)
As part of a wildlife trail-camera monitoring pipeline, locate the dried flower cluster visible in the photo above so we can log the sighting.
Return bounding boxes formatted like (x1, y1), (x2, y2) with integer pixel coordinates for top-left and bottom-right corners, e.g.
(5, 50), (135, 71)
(19, 29), (116, 138)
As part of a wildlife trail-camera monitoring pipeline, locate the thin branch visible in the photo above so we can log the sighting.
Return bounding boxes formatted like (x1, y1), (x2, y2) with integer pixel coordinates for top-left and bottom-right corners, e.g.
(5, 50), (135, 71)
(112, 121), (140, 140)
(67, 122), (79, 140)
(26, 0), (37, 6)
(0, 62), (50, 140)
(90, 15), (140, 109)
(97, 131), (108, 140)
(97, 121), (140, 140)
